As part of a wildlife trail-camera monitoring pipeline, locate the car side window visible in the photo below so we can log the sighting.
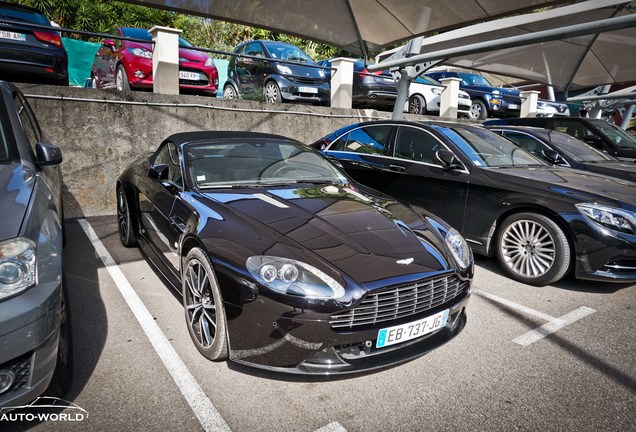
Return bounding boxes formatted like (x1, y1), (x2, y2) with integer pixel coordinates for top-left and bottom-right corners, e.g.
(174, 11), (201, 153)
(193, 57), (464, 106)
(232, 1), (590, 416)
(244, 42), (264, 57)
(330, 125), (391, 154)
(501, 131), (549, 157)
(153, 142), (183, 188)
(13, 93), (41, 156)
(394, 126), (442, 165)
(553, 120), (593, 140)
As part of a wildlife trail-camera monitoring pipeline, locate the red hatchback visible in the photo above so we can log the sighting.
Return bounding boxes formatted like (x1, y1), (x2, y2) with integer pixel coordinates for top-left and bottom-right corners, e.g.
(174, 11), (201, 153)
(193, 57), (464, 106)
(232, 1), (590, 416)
(91, 27), (218, 96)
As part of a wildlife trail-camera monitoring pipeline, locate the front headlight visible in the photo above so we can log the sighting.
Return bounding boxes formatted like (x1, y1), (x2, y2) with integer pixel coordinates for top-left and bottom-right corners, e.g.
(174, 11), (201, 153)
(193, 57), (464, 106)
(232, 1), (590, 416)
(431, 87), (442, 95)
(576, 203), (636, 234)
(128, 47), (152, 59)
(246, 256), (345, 299)
(0, 237), (36, 300)
(205, 57), (215, 67)
(318, 69), (325, 78)
(445, 228), (473, 270)
(276, 64), (293, 75)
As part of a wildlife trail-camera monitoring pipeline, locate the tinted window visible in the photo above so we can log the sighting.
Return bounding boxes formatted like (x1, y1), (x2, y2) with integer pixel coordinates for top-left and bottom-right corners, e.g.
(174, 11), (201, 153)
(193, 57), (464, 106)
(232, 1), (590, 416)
(153, 142), (183, 188)
(264, 42), (313, 63)
(14, 93), (40, 156)
(394, 126), (442, 165)
(0, 5), (50, 25)
(457, 73), (491, 87)
(587, 119), (636, 149)
(552, 120), (595, 140)
(243, 42), (265, 57)
(500, 131), (549, 157)
(330, 125), (391, 154)
(538, 130), (614, 162)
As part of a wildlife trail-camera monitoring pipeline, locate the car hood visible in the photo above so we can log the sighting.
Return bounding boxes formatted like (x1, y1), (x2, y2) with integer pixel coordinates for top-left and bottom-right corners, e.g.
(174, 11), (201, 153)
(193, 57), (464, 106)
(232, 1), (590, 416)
(200, 184), (455, 288)
(584, 161), (636, 182)
(481, 166), (636, 210)
(0, 163), (34, 241)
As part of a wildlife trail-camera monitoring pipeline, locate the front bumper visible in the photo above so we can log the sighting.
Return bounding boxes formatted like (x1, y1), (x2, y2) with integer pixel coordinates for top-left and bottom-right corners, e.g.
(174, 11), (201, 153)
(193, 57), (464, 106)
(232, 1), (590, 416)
(224, 280), (471, 375)
(0, 282), (61, 407)
(572, 216), (636, 283)
(276, 76), (330, 104)
(125, 59), (218, 95)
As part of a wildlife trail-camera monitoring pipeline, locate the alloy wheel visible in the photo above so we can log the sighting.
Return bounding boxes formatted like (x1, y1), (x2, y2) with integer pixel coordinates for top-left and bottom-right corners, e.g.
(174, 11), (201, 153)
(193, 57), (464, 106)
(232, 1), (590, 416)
(117, 189), (129, 240)
(116, 69), (125, 91)
(265, 82), (281, 103)
(500, 219), (556, 278)
(184, 258), (218, 349)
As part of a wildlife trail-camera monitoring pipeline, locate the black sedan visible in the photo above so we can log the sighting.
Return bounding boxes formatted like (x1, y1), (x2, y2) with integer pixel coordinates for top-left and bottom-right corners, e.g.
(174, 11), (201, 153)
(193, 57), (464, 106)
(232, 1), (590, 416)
(488, 125), (636, 182)
(312, 121), (636, 286)
(116, 131), (473, 374)
(0, 1), (68, 86)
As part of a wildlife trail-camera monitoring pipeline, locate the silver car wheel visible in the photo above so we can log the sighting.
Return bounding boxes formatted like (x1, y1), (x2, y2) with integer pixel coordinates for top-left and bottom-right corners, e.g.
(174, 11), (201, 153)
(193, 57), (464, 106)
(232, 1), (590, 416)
(500, 219), (556, 278)
(264, 81), (282, 103)
(184, 258), (218, 349)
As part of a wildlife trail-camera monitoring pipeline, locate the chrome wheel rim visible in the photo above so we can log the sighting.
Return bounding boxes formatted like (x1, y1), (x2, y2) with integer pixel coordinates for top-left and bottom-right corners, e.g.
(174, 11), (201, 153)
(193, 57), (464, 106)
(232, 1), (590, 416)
(409, 97), (422, 114)
(185, 259), (217, 348)
(470, 102), (482, 119)
(116, 69), (124, 91)
(500, 219), (556, 278)
(265, 82), (279, 103)
(117, 190), (128, 240)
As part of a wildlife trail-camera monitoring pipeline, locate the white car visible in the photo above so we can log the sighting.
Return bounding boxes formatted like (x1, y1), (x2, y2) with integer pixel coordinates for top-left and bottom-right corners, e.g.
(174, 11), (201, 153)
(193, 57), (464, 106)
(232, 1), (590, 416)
(405, 75), (472, 117)
(536, 99), (570, 117)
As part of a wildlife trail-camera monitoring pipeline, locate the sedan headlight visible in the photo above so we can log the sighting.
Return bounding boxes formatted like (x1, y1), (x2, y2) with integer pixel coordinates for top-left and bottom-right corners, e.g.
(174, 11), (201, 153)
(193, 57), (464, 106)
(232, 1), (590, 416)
(246, 256), (345, 299)
(318, 69), (325, 78)
(205, 57), (215, 67)
(128, 48), (152, 59)
(0, 237), (36, 300)
(431, 87), (442, 95)
(576, 203), (636, 234)
(445, 228), (473, 270)
(276, 64), (292, 75)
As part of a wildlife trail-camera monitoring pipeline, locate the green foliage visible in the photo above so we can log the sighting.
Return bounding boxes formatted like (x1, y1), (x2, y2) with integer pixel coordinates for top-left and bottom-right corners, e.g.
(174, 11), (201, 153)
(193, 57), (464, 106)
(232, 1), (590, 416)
(11, 0), (344, 60)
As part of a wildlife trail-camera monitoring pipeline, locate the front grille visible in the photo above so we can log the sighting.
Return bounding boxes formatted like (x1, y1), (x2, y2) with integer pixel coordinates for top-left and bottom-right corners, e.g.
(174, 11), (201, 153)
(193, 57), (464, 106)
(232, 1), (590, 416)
(288, 76), (323, 85)
(601, 260), (636, 274)
(0, 352), (31, 397)
(502, 93), (521, 104)
(330, 274), (468, 330)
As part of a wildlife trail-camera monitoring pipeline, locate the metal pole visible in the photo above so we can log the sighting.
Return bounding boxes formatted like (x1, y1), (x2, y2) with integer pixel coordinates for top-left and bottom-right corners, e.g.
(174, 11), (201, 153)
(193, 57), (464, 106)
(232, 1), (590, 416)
(391, 37), (424, 120)
(620, 105), (635, 130)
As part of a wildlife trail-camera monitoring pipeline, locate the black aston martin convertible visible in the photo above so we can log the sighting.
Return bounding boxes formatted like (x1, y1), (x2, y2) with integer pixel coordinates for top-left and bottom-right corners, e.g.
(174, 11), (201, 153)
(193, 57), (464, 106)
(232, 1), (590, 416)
(116, 131), (473, 374)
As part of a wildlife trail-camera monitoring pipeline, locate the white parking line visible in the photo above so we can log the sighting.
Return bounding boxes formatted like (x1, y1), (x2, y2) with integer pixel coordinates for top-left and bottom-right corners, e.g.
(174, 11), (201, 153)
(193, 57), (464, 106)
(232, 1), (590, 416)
(314, 422), (348, 432)
(474, 290), (596, 346)
(78, 219), (232, 432)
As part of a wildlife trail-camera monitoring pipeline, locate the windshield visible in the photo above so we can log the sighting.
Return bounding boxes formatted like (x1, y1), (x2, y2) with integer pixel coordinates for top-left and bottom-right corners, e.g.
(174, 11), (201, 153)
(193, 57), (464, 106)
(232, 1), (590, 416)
(450, 126), (544, 167)
(187, 139), (347, 188)
(458, 73), (492, 87)
(539, 130), (616, 162)
(588, 119), (636, 149)
(121, 27), (192, 46)
(265, 43), (314, 63)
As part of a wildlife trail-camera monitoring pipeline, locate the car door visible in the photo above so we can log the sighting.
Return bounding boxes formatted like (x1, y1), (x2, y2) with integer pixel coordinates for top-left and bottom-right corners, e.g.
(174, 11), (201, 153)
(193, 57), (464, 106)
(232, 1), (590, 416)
(322, 124), (396, 191)
(139, 141), (184, 271)
(381, 125), (470, 232)
(237, 41), (267, 95)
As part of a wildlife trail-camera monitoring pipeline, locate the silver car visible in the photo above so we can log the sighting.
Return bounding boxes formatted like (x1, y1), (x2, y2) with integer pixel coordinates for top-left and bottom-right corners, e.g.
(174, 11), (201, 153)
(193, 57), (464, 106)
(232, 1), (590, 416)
(0, 81), (71, 407)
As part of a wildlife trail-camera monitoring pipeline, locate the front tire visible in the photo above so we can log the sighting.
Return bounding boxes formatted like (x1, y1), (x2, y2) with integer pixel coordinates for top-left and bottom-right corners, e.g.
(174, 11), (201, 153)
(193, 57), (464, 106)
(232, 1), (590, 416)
(470, 99), (488, 120)
(408, 94), (427, 115)
(264, 80), (282, 103)
(116, 65), (131, 92)
(117, 186), (136, 247)
(496, 213), (570, 286)
(224, 84), (238, 99)
(183, 248), (228, 361)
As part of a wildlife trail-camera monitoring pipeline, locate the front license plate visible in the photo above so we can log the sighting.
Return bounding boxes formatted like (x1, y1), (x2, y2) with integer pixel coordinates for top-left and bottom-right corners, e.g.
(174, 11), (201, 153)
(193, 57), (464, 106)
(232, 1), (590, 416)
(508, 103), (518, 109)
(376, 309), (449, 348)
(0, 31), (26, 42)
(179, 71), (201, 80)
(298, 86), (318, 94)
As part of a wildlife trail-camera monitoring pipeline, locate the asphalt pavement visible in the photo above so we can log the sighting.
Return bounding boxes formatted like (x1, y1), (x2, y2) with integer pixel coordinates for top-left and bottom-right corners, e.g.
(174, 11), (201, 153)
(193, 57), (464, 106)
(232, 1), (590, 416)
(4, 216), (635, 432)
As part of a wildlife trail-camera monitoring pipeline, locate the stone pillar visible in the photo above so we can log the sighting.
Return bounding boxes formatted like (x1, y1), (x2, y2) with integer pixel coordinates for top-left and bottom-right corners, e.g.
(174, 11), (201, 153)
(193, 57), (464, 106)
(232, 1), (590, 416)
(521, 90), (540, 117)
(440, 77), (461, 119)
(149, 26), (182, 95)
(330, 58), (355, 109)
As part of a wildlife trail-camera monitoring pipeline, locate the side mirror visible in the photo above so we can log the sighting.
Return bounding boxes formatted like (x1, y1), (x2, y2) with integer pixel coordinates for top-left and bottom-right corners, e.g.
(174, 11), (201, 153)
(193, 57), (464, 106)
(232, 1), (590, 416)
(35, 142), (63, 167)
(541, 149), (566, 165)
(148, 164), (169, 182)
(435, 148), (463, 170)
(103, 39), (116, 47)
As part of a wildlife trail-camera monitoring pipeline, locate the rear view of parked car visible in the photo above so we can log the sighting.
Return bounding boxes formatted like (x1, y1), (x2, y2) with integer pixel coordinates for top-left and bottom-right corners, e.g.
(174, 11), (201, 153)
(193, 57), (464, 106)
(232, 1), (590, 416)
(91, 27), (219, 96)
(0, 1), (68, 86)
(224, 40), (329, 105)
(0, 81), (71, 408)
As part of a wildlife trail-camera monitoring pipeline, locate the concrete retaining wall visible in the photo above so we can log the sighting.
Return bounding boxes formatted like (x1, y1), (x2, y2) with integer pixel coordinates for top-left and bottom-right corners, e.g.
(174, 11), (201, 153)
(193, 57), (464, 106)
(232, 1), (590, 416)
(17, 83), (434, 217)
